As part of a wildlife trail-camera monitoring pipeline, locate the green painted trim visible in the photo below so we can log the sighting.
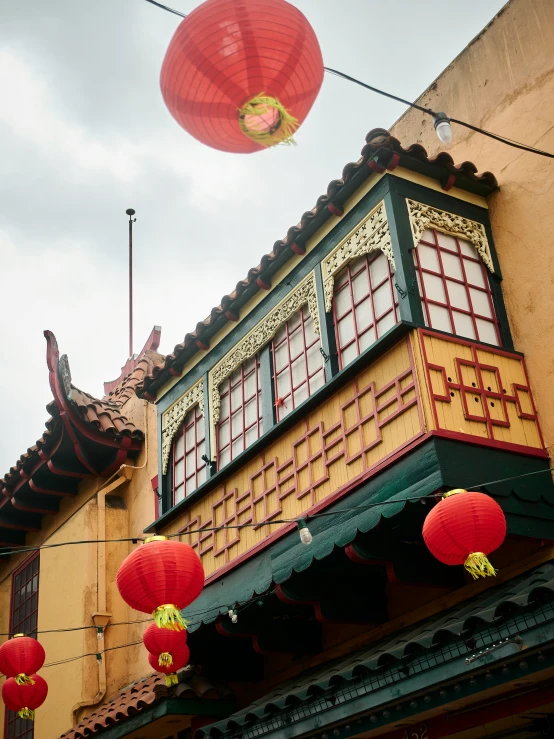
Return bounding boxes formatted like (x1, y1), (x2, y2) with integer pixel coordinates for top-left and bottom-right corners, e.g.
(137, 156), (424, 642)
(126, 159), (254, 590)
(259, 345), (276, 434)
(203, 372), (216, 480)
(314, 261), (339, 380)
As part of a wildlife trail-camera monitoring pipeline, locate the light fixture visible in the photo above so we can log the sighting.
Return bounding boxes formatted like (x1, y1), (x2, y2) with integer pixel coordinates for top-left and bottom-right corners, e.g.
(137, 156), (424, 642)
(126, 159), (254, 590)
(228, 609), (238, 624)
(434, 112), (453, 145)
(297, 518), (313, 545)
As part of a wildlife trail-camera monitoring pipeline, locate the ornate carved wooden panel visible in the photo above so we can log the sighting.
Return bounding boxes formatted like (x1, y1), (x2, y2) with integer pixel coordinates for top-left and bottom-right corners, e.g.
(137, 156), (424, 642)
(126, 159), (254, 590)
(161, 339), (424, 578)
(413, 329), (544, 452)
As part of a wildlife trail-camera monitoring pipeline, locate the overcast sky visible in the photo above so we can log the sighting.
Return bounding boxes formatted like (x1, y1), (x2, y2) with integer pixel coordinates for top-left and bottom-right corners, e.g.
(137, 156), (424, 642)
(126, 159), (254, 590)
(0, 0), (507, 473)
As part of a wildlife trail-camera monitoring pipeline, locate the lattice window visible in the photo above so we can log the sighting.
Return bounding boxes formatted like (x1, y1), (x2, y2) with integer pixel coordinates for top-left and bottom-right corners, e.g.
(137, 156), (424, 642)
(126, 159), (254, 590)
(413, 229), (500, 346)
(272, 306), (325, 420)
(333, 251), (399, 369)
(217, 356), (263, 467)
(5, 553), (39, 739)
(172, 405), (206, 503)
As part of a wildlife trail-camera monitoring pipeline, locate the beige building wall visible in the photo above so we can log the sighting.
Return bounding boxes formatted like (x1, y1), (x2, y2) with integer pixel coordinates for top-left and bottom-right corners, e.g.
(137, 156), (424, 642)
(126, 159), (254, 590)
(390, 0), (554, 456)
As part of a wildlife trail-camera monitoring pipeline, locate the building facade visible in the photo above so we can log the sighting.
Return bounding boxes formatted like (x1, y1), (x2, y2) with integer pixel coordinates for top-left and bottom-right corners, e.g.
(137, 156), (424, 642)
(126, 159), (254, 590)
(1, 1), (554, 738)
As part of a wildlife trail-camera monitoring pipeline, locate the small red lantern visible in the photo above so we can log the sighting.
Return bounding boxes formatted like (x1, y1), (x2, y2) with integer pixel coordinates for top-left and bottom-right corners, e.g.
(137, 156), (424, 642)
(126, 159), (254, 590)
(143, 623), (188, 667)
(2, 674), (48, 721)
(160, 0), (324, 153)
(423, 489), (506, 579)
(0, 635), (45, 685)
(148, 645), (190, 687)
(116, 536), (204, 630)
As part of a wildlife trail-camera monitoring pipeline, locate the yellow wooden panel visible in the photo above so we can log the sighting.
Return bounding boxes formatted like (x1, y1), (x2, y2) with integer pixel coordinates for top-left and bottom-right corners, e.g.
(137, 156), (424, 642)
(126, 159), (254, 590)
(413, 329), (545, 451)
(160, 338), (424, 578)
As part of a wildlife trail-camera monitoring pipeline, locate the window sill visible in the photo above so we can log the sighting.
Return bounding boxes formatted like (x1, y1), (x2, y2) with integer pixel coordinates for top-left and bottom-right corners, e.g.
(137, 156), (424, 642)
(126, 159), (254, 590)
(146, 320), (416, 533)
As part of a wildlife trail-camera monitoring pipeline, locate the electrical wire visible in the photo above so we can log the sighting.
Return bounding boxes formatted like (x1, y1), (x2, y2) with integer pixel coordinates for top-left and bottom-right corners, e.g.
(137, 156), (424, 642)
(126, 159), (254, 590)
(1, 467), (553, 559)
(138, 0), (554, 160)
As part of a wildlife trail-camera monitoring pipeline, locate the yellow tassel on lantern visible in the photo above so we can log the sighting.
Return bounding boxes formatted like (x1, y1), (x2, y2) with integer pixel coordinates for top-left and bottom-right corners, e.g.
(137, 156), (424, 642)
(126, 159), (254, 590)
(464, 552), (498, 579)
(238, 94), (299, 147)
(159, 652), (173, 667)
(18, 708), (35, 721)
(164, 673), (179, 687)
(15, 674), (34, 686)
(153, 604), (187, 631)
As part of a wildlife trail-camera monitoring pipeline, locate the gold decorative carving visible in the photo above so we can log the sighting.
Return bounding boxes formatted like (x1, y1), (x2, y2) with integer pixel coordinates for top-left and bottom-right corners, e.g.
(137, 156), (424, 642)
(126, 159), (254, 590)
(161, 379), (204, 474)
(321, 201), (395, 312)
(407, 199), (494, 273)
(208, 272), (320, 440)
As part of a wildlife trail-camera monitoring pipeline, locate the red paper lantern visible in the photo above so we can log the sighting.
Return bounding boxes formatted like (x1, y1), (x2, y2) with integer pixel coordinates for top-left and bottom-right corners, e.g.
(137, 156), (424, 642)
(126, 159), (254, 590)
(116, 536), (204, 630)
(2, 674), (48, 721)
(423, 489), (506, 579)
(160, 0), (324, 153)
(148, 646), (190, 687)
(143, 623), (188, 667)
(0, 635), (45, 685)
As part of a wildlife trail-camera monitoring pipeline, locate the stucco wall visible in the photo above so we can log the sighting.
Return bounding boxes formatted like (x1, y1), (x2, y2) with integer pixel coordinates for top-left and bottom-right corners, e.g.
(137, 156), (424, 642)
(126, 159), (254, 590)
(390, 0), (554, 455)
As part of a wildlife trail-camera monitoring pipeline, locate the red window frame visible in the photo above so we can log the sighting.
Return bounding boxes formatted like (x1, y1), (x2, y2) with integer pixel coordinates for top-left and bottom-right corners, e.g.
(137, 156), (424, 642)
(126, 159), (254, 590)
(172, 405), (206, 504)
(272, 306), (325, 421)
(5, 552), (40, 739)
(333, 251), (399, 369)
(413, 228), (501, 346)
(216, 356), (263, 467)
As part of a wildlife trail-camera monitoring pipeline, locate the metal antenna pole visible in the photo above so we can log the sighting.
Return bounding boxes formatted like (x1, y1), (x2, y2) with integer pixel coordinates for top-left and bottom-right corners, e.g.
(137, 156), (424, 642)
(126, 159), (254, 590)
(126, 208), (136, 358)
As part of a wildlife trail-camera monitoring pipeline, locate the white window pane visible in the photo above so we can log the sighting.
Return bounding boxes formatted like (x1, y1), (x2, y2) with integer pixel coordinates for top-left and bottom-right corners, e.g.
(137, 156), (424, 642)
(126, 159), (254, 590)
(174, 484), (185, 504)
(310, 369), (325, 393)
(231, 384), (242, 412)
(359, 327), (377, 353)
(464, 259), (487, 288)
(291, 356), (306, 386)
(452, 311), (476, 340)
(243, 356), (256, 374)
(428, 304), (452, 333)
(218, 420), (230, 447)
(288, 310), (302, 331)
(219, 391), (230, 421)
(244, 397), (258, 425)
(422, 273), (447, 304)
(369, 252), (389, 285)
(274, 344), (288, 373)
(243, 370), (256, 399)
(245, 425), (259, 449)
(278, 401), (292, 420)
(476, 318), (499, 346)
(355, 298), (373, 332)
(230, 367), (242, 385)
(185, 423), (195, 452)
(335, 269), (349, 289)
(294, 383), (309, 407)
(373, 282), (394, 318)
(197, 465), (206, 487)
(421, 229), (435, 243)
(174, 460), (185, 486)
(341, 342), (359, 367)
(274, 324), (287, 346)
(175, 433), (184, 460)
(436, 232), (458, 251)
(459, 238), (478, 258)
(232, 436), (244, 459)
(441, 252), (463, 279)
(197, 444), (205, 468)
(186, 476), (196, 495)
(289, 328), (304, 358)
(352, 270), (369, 302)
(447, 280), (470, 310)
(335, 285), (352, 316)
(185, 450), (195, 474)
(420, 299), (430, 327)
(418, 244), (440, 272)
(304, 314), (317, 344)
(377, 311), (397, 337)
(219, 447), (230, 467)
(469, 288), (493, 318)
(276, 370), (291, 397)
(231, 408), (243, 435)
(338, 315), (356, 346)
(306, 342), (323, 375)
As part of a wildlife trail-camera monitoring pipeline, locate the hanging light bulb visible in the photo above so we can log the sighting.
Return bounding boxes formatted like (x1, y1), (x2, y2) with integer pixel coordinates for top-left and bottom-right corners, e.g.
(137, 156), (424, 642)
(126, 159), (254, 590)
(297, 518), (313, 545)
(434, 112), (453, 145)
(228, 610), (238, 624)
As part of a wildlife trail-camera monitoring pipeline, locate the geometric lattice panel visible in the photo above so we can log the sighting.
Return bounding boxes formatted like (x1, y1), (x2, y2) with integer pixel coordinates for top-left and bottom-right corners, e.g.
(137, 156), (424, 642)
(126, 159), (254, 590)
(163, 338), (424, 579)
(416, 328), (545, 453)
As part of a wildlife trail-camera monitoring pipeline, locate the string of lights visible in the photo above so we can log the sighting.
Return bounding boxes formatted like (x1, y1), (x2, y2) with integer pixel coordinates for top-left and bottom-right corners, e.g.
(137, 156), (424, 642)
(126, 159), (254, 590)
(139, 0), (554, 158)
(1, 467), (552, 559)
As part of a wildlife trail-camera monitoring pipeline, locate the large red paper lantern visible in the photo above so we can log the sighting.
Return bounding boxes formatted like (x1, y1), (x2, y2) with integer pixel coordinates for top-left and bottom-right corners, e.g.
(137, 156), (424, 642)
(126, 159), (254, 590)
(116, 536), (204, 630)
(2, 674), (48, 721)
(143, 623), (188, 667)
(423, 489), (506, 579)
(148, 646), (190, 687)
(160, 0), (324, 153)
(0, 635), (45, 685)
